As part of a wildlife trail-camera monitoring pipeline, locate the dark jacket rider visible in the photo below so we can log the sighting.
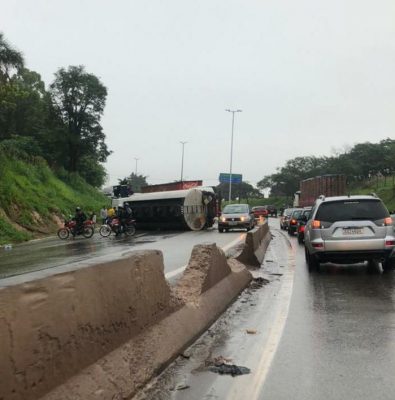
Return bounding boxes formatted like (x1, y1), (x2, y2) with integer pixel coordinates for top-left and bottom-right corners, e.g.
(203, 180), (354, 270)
(74, 207), (87, 233)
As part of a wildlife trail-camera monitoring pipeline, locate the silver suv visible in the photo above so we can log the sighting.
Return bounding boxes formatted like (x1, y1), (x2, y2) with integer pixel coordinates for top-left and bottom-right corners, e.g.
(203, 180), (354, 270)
(304, 195), (395, 271)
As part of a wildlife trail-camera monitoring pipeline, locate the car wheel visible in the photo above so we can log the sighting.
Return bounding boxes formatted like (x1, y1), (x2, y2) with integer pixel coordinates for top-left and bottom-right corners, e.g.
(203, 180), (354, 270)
(382, 258), (394, 272)
(305, 248), (319, 272)
(219, 228), (224, 233)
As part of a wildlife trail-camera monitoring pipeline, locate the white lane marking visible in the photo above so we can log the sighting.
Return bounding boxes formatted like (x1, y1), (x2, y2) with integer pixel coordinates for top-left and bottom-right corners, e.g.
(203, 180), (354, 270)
(164, 234), (245, 279)
(227, 237), (296, 400)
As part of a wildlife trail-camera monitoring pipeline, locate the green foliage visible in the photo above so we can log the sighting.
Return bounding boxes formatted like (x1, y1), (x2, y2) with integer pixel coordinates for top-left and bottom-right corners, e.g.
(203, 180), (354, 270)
(49, 65), (111, 174)
(119, 173), (148, 193)
(0, 151), (110, 244)
(0, 32), (24, 82)
(259, 138), (395, 197)
(216, 181), (262, 201)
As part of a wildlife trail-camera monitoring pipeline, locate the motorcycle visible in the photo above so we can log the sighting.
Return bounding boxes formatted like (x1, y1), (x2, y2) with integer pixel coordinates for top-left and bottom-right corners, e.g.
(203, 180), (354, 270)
(99, 217), (136, 237)
(57, 219), (95, 239)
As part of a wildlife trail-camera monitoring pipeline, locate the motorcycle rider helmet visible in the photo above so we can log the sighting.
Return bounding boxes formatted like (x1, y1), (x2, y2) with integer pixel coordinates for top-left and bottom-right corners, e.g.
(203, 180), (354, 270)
(76, 207), (81, 212)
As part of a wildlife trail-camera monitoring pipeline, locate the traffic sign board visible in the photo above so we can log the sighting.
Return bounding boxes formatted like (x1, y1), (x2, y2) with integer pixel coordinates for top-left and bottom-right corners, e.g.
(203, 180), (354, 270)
(219, 173), (243, 184)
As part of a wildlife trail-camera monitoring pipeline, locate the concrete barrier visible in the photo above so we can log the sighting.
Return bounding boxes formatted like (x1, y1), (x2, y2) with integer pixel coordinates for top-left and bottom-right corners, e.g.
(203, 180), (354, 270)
(0, 251), (177, 400)
(40, 244), (251, 400)
(236, 221), (271, 267)
(0, 237), (267, 400)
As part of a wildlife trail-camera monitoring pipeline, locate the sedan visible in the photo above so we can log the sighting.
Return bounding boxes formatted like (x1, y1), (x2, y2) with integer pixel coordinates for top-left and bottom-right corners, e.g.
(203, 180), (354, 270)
(218, 204), (256, 232)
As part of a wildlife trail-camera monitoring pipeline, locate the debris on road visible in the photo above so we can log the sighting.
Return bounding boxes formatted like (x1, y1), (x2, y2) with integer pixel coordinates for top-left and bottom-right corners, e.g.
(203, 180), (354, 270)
(175, 383), (190, 391)
(250, 277), (269, 290)
(206, 356), (250, 377)
(208, 363), (251, 377)
(246, 329), (257, 334)
(269, 273), (283, 276)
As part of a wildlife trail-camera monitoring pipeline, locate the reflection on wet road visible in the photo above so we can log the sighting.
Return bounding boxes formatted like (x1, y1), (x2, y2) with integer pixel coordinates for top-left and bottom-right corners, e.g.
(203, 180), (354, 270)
(135, 219), (395, 400)
(0, 228), (245, 281)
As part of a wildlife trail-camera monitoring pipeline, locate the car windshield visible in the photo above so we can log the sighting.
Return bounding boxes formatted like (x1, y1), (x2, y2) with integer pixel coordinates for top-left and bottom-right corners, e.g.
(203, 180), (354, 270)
(223, 205), (249, 214)
(316, 199), (389, 222)
(292, 210), (303, 218)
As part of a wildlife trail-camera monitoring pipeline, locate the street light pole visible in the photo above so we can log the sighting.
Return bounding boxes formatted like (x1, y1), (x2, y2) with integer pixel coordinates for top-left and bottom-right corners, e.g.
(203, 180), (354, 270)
(134, 158), (139, 175)
(180, 141), (187, 182)
(225, 109), (242, 202)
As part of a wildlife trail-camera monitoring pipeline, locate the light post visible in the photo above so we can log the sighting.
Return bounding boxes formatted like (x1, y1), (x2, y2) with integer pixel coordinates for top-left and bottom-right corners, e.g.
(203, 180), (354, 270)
(180, 141), (187, 182)
(134, 158), (139, 175)
(225, 109), (242, 202)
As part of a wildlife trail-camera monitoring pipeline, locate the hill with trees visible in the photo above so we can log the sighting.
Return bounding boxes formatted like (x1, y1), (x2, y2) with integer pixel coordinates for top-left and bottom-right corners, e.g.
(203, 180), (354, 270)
(0, 32), (111, 243)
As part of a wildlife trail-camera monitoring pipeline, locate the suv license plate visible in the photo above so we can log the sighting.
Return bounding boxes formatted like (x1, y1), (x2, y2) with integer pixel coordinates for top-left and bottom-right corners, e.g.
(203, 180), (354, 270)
(343, 228), (363, 235)
(228, 221), (237, 226)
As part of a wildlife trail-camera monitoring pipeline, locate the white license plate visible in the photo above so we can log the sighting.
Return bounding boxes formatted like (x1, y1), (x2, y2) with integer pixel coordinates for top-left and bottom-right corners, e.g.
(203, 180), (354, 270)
(343, 228), (363, 235)
(228, 221), (238, 226)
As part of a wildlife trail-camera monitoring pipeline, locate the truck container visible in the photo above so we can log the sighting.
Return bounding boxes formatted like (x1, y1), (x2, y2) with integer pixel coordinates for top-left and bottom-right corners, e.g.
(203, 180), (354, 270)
(141, 180), (203, 193)
(112, 187), (218, 230)
(296, 175), (346, 207)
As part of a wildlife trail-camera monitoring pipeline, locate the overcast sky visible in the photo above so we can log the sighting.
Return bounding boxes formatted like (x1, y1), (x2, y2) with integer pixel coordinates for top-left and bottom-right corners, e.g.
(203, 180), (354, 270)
(2, 0), (395, 187)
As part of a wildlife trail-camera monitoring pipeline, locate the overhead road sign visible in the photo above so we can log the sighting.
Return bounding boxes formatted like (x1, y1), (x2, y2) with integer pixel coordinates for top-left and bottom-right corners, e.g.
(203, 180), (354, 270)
(219, 173), (242, 184)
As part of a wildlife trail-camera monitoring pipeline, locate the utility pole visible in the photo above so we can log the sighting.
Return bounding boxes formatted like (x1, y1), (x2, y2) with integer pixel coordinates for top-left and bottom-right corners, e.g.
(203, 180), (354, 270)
(180, 141), (187, 182)
(225, 109), (242, 202)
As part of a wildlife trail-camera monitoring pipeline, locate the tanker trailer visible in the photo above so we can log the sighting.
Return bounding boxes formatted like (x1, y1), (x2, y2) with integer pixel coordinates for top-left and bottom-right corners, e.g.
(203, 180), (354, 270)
(112, 188), (216, 231)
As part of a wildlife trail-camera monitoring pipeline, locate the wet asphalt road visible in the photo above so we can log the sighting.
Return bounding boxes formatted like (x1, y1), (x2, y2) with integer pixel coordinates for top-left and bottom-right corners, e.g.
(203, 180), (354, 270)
(135, 219), (395, 400)
(0, 227), (246, 284)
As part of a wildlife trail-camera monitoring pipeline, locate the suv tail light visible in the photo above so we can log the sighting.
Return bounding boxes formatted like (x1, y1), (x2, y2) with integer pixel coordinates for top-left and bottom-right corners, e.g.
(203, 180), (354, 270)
(290, 219), (297, 225)
(312, 220), (321, 229)
(385, 240), (395, 246)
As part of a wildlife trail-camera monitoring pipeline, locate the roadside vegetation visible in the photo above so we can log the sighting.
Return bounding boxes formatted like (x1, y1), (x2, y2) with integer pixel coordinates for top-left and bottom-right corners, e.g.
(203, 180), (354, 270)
(0, 147), (109, 244)
(0, 32), (111, 244)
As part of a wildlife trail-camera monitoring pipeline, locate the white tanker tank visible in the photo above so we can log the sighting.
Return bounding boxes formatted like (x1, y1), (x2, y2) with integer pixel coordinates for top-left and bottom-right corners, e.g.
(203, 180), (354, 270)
(112, 187), (217, 231)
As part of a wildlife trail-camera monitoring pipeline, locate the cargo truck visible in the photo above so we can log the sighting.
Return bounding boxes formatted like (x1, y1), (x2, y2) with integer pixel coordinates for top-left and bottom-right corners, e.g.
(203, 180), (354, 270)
(294, 175), (346, 207)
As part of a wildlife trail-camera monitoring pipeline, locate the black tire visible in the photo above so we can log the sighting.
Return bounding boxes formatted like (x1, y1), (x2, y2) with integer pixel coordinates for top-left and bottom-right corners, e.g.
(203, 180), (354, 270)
(99, 225), (112, 237)
(83, 226), (94, 238)
(288, 229), (293, 236)
(306, 247), (319, 272)
(125, 225), (136, 236)
(57, 228), (69, 240)
(218, 228), (224, 233)
(297, 234), (303, 244)
(382, 258), (394, 272)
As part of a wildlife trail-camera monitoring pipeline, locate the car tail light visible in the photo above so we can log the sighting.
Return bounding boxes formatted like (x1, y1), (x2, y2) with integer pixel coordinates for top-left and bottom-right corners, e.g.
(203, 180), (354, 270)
(290, 219), (297, 225)
(385, 240), (395, 246)
(384, 217), (393, 226)
(312, 242), (324, 248)
(312, 220), (321, 229)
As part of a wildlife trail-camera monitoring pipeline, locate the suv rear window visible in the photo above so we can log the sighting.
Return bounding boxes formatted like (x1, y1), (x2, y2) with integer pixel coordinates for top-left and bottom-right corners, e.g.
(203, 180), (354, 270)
(316, 199), (389, 222)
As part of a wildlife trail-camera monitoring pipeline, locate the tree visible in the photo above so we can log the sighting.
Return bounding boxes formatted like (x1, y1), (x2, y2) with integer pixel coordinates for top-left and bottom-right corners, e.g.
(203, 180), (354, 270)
(119, 173), (148, 193)
(216, 181), (261, 201)
(49, 65), (110, 173)
(0, 32), (24, 82)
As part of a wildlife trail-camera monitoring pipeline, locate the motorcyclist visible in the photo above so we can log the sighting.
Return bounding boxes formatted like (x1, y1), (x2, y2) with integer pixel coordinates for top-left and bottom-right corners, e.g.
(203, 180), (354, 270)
(117, 203), (132, 234)
(74, 207), (87, 235)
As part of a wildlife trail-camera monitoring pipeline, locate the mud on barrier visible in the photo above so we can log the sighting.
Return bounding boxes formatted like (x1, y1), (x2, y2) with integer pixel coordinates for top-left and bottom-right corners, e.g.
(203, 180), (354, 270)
(236, 221), (271, 267)
(0, 227), (271, 399)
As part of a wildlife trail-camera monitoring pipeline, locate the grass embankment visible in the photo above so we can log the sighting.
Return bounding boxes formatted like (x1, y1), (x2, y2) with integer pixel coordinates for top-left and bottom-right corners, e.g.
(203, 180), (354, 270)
(350, 176), (395, 212)
(0, 152), (110, 244)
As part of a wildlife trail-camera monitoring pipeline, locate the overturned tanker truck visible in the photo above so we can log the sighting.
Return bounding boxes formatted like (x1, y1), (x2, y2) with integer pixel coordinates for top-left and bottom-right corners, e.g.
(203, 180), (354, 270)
(112, 186), (219, 231)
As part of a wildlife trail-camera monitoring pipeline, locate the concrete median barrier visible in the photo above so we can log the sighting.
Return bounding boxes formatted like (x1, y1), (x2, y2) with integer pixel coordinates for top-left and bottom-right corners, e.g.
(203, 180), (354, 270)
(0, 235), (271, 400)
(236, 221), (271, 267)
